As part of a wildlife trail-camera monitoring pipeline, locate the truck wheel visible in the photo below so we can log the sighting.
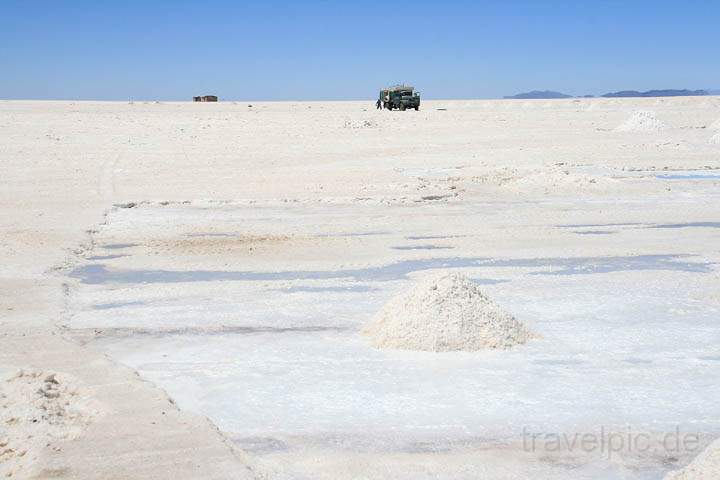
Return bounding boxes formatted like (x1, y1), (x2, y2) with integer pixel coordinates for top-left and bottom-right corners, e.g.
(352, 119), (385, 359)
(400, 105), (406, 111)
(414, 106), (419, 111)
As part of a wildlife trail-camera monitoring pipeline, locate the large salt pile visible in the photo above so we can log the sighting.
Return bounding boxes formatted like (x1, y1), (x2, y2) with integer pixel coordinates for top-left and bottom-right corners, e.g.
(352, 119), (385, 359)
(664, 438), (720, 480)
(615, 110), (668, 132)
(364, 272), (535, 352)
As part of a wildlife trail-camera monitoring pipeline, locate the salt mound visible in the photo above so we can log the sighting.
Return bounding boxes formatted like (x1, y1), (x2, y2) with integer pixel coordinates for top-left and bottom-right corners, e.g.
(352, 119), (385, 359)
(665, 438), (720, 480)
(710, 132), (720, 145)
(0, 370), (102, 478)
(364, 272), (535, 352)
(615, 110), (668, 132)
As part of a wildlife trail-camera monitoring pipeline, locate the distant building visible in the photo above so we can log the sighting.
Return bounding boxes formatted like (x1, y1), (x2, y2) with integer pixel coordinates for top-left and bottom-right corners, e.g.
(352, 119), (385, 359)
(193, 95), (218, 102)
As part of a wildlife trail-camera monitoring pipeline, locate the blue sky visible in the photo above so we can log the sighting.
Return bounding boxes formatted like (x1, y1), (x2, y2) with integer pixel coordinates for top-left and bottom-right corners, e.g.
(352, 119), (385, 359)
(1, 0), (718, 100)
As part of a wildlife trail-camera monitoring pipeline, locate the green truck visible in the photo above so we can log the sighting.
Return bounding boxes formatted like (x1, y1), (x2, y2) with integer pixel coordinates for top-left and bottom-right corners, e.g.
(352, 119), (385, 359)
(379, 85), (420, 111)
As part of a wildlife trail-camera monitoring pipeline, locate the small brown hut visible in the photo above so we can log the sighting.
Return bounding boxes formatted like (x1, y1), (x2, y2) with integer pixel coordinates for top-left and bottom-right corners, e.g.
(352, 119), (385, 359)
(193, 95), (218, 102)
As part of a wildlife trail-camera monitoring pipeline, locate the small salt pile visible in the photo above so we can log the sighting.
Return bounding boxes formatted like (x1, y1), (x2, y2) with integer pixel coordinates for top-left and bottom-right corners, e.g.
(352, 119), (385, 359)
(343, 118), (378, 129)
(615, 110), (669, 132)
(664, 437), (720, 479)
(364, 272), (535, 352)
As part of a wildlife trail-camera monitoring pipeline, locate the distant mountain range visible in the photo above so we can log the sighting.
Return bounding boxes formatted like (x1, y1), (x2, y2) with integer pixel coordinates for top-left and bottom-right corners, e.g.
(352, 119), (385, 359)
(503, 90), (572, 99)
(601, 89), (708, 98)
(504, 88), (715, 99)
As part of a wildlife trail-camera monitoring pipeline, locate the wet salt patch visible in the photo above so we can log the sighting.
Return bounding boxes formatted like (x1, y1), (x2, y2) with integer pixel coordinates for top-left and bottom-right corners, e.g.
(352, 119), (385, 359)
(519, 255), (711, 276)
(68, 280), (388, 332)
(80, 325), (348, 339)
(656, 173), (720, 180)
(469, 277), (508, 285)
(698, 355), (720, 362)
(276, 285), (377, 294)
(185, 232), (237, 237)
(86, 254), (127, 260)
(557, 223), (643, 228)
(102, 243), (138, 250)
(392, 245), (454, 250)
(69, 254), (711, 285)
(624, 358), (654, 365)
(69, 258), (492, 284)
(573, 230), (615, 235)
(233, 436), (289, 454)
(532, 358), (586, 366)
(92, 300), (146, 310)
(649, 222), (720, 229)
(489, 255), (711, 276)
(405, 234), (470, 240)
(316, 231), (391, 237)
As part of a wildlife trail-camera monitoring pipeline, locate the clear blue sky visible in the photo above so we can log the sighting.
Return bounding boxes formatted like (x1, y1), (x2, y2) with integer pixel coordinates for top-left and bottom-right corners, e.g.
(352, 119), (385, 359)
(1, 0), (718, 100)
